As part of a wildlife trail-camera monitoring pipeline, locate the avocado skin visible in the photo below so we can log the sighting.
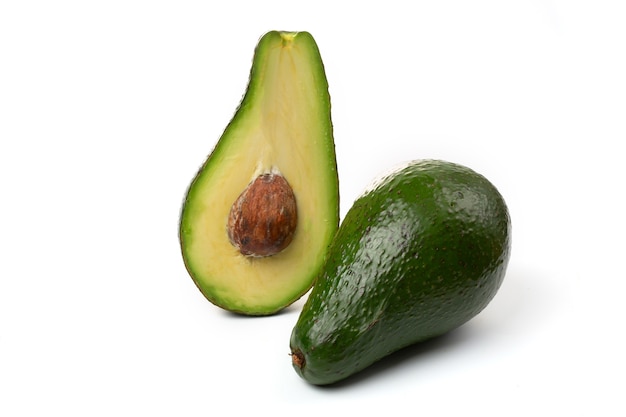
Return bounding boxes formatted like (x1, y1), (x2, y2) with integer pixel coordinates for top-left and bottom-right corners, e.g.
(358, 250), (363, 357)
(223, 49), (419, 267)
(290, 159), (511, 385)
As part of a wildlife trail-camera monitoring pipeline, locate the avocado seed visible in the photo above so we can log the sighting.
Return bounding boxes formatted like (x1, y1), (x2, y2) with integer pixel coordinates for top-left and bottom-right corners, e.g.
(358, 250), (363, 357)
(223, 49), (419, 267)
(227, 173), (298, 257)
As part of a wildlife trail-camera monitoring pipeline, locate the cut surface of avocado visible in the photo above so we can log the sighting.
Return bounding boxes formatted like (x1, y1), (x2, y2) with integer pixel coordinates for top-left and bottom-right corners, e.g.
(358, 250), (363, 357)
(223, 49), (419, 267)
(179, 31), (339, 315)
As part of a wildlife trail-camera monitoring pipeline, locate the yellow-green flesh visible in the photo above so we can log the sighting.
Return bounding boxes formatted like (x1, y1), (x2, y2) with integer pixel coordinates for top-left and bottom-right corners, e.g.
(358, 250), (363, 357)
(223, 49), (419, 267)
(180, 32), (338, 315)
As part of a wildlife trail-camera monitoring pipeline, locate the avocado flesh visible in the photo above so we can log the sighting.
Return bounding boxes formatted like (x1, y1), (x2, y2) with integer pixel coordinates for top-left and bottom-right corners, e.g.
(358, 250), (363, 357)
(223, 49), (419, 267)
(179, 31), (339, 315)
(290, 160), (511, 384)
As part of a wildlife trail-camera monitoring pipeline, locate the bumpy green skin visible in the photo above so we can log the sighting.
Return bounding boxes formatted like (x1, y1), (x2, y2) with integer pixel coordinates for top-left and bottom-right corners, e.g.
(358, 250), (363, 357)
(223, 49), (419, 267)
(290, 160), (511, 385)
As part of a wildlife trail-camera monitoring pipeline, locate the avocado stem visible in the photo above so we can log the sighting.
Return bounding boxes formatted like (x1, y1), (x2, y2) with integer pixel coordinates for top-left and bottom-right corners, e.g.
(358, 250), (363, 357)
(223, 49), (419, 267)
(291, 349), (305, 370)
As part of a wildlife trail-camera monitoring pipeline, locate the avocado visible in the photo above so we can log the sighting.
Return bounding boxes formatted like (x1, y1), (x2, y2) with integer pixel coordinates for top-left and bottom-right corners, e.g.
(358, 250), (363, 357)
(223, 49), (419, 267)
(290, 160), (511, 385)
(179, 31), (339, 315)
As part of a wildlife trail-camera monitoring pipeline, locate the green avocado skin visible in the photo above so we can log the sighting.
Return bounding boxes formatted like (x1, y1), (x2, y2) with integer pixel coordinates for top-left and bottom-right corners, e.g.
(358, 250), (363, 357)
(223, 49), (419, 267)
(289, 159), (511, 385)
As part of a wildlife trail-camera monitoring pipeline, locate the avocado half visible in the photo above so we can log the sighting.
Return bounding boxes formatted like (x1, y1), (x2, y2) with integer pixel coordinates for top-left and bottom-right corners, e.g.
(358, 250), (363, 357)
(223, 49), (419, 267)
(179, 31), (339, 315)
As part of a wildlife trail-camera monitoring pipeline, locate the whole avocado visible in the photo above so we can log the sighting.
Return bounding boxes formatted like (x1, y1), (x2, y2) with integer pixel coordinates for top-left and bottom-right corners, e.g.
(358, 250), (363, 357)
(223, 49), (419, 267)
(289, 159), (512, 385)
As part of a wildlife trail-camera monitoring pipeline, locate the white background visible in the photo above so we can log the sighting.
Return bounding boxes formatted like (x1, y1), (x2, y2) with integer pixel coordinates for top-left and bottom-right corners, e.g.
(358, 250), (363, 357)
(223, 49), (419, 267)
(1, 1), (625, 415)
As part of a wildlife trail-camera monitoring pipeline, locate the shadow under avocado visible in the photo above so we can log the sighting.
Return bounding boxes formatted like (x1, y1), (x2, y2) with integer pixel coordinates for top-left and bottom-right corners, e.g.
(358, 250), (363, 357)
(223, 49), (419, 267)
(312, 326), (473, 390)
(308, 264), (555, 389)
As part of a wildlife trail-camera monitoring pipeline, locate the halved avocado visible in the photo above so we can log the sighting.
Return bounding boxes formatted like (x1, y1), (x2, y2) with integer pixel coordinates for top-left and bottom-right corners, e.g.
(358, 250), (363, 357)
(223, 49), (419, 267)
(179, 31), (339, 315)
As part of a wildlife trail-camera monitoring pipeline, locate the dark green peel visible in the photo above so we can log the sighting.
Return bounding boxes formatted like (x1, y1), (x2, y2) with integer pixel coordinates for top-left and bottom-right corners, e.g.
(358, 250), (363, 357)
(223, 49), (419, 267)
(290, 159), (511, 385)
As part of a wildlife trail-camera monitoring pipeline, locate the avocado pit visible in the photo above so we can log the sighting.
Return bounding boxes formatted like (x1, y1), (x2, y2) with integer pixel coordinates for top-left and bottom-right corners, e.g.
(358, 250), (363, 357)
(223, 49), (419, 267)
(227, 172), (298, 257)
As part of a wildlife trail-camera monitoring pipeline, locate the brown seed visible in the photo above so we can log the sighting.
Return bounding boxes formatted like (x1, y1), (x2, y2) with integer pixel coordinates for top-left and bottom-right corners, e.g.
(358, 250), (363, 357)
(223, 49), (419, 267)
(227, 173), (298, 257)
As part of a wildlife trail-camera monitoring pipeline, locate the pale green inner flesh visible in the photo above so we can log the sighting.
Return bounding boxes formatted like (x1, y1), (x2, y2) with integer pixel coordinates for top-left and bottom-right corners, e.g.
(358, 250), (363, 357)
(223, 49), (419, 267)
(183, 33), (335, 312)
